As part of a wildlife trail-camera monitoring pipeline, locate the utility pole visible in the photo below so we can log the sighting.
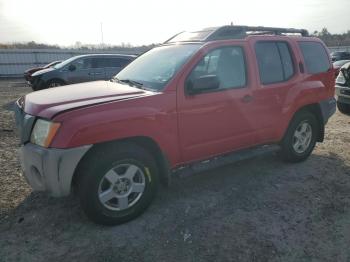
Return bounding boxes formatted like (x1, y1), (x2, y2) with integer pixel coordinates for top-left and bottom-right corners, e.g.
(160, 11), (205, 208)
(100, 22), (104, 45)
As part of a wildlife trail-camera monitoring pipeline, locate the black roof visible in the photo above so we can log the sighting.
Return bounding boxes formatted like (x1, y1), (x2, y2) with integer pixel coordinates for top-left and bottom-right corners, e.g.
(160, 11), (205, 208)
(164, 25), (309, 43)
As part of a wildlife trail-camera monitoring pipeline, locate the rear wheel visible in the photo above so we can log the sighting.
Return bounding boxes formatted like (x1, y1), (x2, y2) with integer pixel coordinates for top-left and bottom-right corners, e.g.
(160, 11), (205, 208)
(337, 101), (350, 114)
(280, 111), (318, 162)
(77, 143), (159, 225)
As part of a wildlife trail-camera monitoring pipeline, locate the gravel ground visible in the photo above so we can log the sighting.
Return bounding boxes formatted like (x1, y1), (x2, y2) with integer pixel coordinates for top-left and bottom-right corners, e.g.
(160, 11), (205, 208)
(1, 80), (350, 262)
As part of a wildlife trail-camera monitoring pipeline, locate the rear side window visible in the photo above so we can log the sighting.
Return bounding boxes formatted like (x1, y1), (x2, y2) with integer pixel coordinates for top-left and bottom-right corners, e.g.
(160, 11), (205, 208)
(255, 41), (295, 84)
(298, 42), (330, 74)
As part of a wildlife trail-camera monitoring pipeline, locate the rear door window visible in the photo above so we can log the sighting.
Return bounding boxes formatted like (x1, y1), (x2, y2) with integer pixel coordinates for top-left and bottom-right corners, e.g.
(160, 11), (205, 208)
(277, 42), (294, 79)
(109, 58), (131, 68)
(93, 57), (131, 68)
(298, 42), (330, 74)
(92, 58), (109, 68)
(255, 41), (295, 85)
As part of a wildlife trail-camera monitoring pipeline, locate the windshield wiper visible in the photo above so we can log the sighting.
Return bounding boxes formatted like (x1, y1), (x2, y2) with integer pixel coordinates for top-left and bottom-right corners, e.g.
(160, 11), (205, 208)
(114, 78), (143, 87)
(112, 77), (154, 91)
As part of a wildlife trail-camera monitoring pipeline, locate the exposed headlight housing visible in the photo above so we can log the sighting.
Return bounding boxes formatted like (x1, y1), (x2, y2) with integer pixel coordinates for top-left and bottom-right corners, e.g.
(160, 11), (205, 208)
(30, 119), (61, 147)
(16, 96), (25, 109)
(336, 71), (346, 85)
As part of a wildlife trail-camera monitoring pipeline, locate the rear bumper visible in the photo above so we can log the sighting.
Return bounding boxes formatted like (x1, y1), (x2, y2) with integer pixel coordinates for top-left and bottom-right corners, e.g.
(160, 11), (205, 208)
(319, 97), (336, 124)
(336, 85), (350, 104)
(19, 143), (92, 197)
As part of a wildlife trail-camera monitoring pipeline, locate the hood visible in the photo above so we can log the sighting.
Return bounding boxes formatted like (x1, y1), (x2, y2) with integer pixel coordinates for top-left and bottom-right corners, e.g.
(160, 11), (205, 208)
(23, 80), (154, 119)
(31, 67), (55, 76)
(25, 67), (44, 74)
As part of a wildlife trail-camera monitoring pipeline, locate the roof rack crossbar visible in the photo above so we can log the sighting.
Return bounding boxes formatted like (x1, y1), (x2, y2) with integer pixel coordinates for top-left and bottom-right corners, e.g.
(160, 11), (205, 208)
(206, 26), (309, 41)
(164, 25), (309, 43)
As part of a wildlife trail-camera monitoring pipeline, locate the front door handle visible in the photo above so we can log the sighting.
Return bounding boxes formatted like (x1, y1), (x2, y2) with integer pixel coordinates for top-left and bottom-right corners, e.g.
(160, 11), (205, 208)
(241, 95), (253, 103)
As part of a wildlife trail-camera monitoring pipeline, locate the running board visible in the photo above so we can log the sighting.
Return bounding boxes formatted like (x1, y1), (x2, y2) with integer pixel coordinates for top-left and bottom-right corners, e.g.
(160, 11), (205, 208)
(172, 144), (280, 177)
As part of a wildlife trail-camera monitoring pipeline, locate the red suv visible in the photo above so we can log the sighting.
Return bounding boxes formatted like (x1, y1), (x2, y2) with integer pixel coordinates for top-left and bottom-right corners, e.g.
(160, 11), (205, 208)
(15, 26), (336, 225)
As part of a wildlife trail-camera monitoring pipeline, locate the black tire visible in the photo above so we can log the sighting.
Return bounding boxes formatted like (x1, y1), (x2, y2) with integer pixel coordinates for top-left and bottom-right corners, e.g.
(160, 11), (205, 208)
(337, 101), (350, 114)
(31, 85), (39, 91)
(77, 142), (159, 225)
(46, 79), (65, 89)
(280, 111), (318, 162)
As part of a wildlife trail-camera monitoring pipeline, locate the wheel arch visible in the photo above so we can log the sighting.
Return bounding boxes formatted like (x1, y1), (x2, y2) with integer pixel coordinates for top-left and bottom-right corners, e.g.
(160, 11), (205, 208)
(47, 78), (66, 86)
(284, 103), (325, 142)
(72, 136), (171, 191)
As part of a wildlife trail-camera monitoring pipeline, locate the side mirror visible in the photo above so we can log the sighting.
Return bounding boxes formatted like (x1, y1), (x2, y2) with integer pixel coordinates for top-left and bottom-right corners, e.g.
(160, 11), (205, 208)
(187, 75), (220, 95)
(68, 64), (76, 71)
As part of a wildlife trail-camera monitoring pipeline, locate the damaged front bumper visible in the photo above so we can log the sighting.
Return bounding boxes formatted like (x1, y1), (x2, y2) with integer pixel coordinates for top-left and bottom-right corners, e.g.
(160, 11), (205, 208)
(19, 143), (91, 197)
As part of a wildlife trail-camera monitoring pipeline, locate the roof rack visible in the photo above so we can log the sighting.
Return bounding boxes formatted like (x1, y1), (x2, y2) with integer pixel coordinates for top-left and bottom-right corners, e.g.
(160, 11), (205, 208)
(164, 25), (309, 43)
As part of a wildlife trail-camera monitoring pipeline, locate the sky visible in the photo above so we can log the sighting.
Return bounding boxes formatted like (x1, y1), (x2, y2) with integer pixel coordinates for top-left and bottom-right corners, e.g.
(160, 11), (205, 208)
(0, 0), (349, 46)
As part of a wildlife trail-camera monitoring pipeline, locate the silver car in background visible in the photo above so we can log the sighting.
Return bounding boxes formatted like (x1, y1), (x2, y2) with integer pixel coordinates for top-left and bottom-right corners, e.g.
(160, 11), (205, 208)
(29, 54), (136, 90)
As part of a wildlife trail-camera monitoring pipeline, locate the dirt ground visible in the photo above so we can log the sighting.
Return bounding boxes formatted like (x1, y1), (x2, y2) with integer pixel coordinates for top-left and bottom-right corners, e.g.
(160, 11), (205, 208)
(1, 80), (350, 262)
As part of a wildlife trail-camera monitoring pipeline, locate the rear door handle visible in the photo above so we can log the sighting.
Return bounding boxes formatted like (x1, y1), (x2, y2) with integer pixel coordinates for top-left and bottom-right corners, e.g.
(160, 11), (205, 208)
(241, 95), (253, 103)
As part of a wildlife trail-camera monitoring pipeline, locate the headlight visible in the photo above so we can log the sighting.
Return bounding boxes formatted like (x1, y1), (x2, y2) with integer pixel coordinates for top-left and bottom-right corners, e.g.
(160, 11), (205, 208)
(30, 119), (61, 147)
(336, 71), (346, 85)
(16, 96), (25, 109)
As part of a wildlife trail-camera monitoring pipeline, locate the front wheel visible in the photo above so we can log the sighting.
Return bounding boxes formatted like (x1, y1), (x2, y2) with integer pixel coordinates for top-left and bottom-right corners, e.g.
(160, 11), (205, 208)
(47, 79), (65, 88)
(280, 111), (318, 162)
(77, 143), (159, 225)
(31, 85), (39, 91)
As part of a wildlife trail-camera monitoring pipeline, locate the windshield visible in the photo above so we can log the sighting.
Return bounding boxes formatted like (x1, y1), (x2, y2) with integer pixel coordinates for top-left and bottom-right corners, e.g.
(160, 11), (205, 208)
(53, 56), (79, 69)
(45, 60), (61, 68)
(115, 44), (201, 90)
